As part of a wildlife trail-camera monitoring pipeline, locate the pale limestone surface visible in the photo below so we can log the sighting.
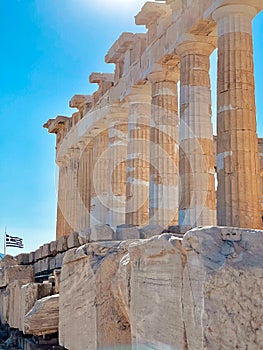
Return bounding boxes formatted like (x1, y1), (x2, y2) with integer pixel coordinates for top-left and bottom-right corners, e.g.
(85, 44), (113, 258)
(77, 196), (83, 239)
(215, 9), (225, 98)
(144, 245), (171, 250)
(20, 282), (52, 332)
(24, 294), (59, 336)
(139, 223), (163, 238)
(115, 224), (140, 240)
(90, 224), (114, 241)
(59, 241), (132, 350)
(0, 265), (34, 288)
(6, 281), (53, 332)
(129, 234), (185, 349)
(129, 227), (263, 350)
(7, 280), (25, 329)
(0, 255), (18, 269)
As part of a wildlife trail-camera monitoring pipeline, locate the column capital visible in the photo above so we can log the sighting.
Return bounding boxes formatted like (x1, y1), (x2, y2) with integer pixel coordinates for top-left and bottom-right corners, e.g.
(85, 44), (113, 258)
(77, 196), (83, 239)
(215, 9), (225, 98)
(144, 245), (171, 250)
(147, 64), (180, 84)
(206, 0), (263, 19)
(176, 34), (217, 57)
(211, 4), (259, 35)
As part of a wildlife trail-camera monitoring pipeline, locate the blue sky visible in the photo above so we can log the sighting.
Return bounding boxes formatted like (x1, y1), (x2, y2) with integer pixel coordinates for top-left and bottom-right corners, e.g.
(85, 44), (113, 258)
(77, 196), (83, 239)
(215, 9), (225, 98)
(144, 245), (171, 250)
(0, 0), (262, 254)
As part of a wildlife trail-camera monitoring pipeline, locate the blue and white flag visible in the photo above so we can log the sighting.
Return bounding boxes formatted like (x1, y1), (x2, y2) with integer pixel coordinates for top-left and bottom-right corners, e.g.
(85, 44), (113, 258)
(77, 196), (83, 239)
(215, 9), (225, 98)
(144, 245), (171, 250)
(6, 234), (24, 248)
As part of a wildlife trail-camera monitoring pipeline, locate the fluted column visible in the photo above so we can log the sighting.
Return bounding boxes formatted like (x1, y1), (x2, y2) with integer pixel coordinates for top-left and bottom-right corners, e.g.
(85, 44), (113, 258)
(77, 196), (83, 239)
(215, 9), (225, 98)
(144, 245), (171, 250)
(147, 65), (179, 228)
(125, 85), (151, 227)
(90, 130), (109, 226)
(77, 139), (93, 231)
(176, 36), (217, 227)
(213, 4), (262, 229)
(66, 147), (81, 233)
(107, 121), (128, 228)
(56, 158), (72, 239)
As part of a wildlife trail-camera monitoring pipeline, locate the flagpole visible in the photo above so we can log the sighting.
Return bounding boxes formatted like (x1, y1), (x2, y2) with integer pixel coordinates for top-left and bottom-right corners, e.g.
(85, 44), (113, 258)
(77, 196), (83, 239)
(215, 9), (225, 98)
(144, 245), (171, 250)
(4, 227), (6, 255)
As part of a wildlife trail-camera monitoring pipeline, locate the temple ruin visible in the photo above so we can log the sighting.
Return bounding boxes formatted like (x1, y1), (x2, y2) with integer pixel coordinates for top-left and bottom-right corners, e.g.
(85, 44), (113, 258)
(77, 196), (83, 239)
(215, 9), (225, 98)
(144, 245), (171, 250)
(1, 1), (263, 349)
(45, 0), (263, 238)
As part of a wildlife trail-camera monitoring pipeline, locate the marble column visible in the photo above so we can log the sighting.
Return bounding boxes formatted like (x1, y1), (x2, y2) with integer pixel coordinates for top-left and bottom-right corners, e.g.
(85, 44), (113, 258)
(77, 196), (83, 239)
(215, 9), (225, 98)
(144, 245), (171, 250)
(125, 85), (152, 227)
(66, 147), (81, 233)
(56, 158), (72, 239)
(176, 36), (217, 227)
(107, 121), (128, 228)
(90, 130), (109, 226)
(77, 139), (93, 231)
(212, 4), (262, 229)
(147, 65), (179, 228)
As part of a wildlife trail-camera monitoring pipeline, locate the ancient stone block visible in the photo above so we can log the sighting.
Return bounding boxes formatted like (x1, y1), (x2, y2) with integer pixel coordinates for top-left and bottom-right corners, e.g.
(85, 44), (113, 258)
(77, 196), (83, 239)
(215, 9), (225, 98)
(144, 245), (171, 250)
(24, 294), (59, 336)
(129, 227), (263, 349)
(38, 282), (52, 299)
(55, 253), (65, 269)
(67, 231), (80, 249)
(129, 234), (184, 349)
(90, 224), (114, 241)
(34, 247), (43, 262)
(15, 253), (30, 265)
(78, 227), (91, 245)
(111, 245), (131, 324)
(49, 257), (56, 271)
(0, 288), (9, 324)
(20, 283), (40, 332)
(59, 241), (131, 350)
(50, 240), (58, 256)
(0, 265), (34, 288)
(40, 257), (51, 272)
(139, 224), (163, 239)
(57, 236), (68, 253)
(54, 269), (61, 294)
(115, 224), (140, 240)
(7, 280), (25, 329)
(168, 225), (192, 235)
(0, 255), (18, 269)
(41, 243), (51, 258)
(28, 252), (35, 264)
(34, 261), (41, 275)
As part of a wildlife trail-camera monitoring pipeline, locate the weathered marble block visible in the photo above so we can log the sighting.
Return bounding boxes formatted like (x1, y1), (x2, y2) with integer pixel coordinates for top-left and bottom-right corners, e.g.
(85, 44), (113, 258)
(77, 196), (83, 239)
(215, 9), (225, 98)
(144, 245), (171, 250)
(0, 255), (18, 269)
(50, 240), (58, 256)
(90, 224), (114, 241)
(67, 232), (80, 249)
(139, 224), (163, 239)
(129, 227), (263, 350)
(15, 253), (30, 265)
(34, 247), (43, 261)
(115, 224), (140, 240)
(59, 241), (131, 350)
(57, 236), (68, 252)
(7, 280), (25, 329)
(41, 243), (51, 258)
(0, 265), (34, 288)
(24, 294), (59, 336)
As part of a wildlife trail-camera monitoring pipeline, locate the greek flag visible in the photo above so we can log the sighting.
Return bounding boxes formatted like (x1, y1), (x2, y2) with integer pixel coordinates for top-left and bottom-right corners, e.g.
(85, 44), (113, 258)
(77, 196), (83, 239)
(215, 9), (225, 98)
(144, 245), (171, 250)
(6, 234), (24, 248)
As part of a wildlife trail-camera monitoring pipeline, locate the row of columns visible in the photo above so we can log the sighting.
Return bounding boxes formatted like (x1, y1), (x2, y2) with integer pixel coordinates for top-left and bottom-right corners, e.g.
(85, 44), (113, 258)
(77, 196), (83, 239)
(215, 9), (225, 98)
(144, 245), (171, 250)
(55, 2), (262, 238)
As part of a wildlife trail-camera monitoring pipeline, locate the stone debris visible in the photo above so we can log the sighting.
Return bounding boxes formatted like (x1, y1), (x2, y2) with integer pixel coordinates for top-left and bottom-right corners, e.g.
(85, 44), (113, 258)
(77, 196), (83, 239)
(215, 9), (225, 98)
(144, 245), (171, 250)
(24, 294), (59, 337)
(67, 232), (80, 249)
(0, 265), (34, 289)
(59, 241), (131, 350)
(139, 224), (164, 239)
(78, 227), (91, 245)
(115, 224), (140, 240)
(90, 224), (114, 241)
